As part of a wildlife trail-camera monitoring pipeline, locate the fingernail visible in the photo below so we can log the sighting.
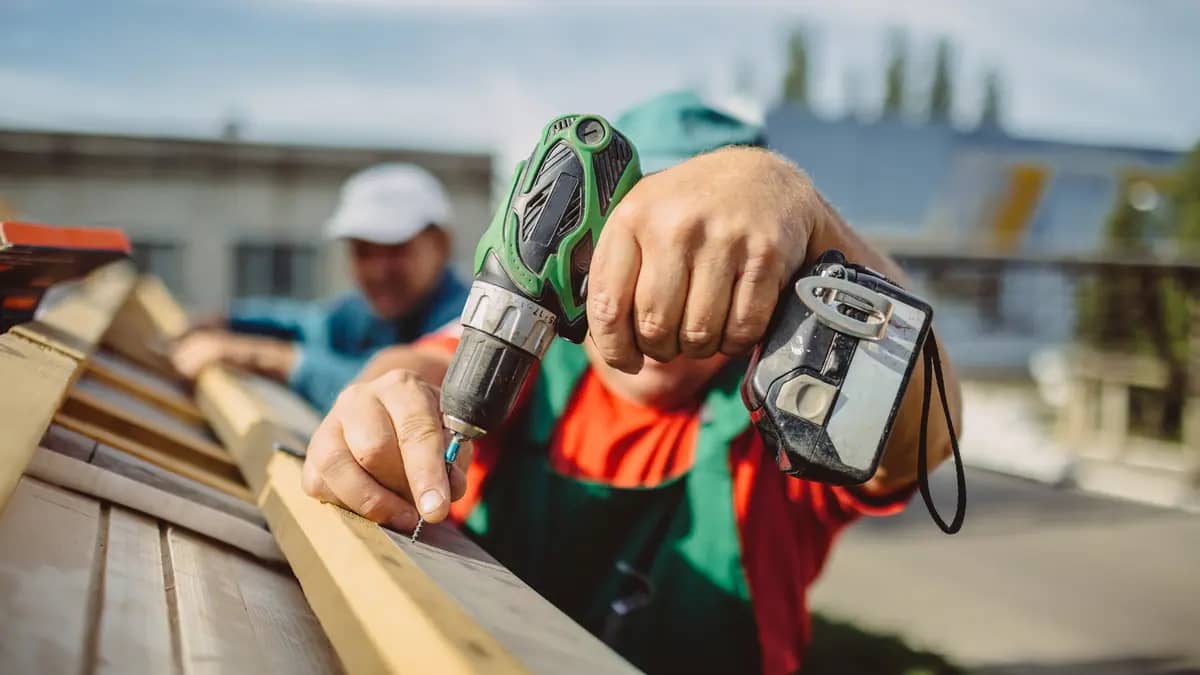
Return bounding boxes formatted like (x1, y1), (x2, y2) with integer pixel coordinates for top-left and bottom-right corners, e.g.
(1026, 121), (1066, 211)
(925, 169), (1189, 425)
(418, 489), (444, 517)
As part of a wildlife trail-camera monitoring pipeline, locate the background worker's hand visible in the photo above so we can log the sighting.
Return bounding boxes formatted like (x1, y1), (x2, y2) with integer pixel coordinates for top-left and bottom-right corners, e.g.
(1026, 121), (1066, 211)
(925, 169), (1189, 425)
(301, 369), (469, 529)
(170, 329), (298, 381)
(586, 146), (831, 373)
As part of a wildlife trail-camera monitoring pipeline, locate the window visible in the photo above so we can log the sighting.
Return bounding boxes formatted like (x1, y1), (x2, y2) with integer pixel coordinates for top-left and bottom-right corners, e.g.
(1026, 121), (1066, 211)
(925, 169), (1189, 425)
(233, 242), (317, 299)
(131, 241), (185, 299)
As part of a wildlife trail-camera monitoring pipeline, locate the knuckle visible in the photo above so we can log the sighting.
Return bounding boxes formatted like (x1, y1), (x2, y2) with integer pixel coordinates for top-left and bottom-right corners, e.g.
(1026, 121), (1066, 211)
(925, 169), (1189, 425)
(372, 368), (417, 389)
(680, 325), (719, 352)
(353, 440), (395, 474)
(636, 314), (673, 344)
(743, 248), (783, 281)
(588, 290), (624, 327)
(356, 491), (394, 523)
(334, 382), (365, 408)
(663, 217), (701, 247)
(722, 323), (764, 352)
(394, 415), (442, 447)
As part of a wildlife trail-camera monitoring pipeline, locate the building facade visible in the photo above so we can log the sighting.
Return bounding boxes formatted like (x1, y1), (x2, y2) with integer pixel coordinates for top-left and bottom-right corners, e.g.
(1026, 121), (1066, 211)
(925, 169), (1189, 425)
(0, 129), (493, 313)
(766, 107), (1187, 374)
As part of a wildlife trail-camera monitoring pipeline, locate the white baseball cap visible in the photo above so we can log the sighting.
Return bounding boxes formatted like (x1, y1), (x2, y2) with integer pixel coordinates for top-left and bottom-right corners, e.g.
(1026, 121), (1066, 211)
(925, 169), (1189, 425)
(325, 163), (452, 244)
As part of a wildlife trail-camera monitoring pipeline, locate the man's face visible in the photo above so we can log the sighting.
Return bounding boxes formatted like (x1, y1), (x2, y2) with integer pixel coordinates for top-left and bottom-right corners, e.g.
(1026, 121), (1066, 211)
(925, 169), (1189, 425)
(583, 338), (730, 410)
(348, 227), (449, 319)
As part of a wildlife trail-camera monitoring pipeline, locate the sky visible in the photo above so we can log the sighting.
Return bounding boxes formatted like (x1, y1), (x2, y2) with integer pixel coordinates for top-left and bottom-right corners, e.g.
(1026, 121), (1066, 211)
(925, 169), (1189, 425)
(2, 0), (1198, 161)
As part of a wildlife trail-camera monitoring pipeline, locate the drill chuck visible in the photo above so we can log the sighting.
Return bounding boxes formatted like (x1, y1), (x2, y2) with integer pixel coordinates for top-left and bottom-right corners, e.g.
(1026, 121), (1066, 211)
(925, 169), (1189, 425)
(440, 281), (558, 439)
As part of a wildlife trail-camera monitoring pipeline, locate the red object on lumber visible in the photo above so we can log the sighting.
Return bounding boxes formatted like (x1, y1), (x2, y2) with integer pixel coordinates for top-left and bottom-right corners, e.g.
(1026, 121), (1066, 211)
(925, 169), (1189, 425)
(0, 221), (132, 330)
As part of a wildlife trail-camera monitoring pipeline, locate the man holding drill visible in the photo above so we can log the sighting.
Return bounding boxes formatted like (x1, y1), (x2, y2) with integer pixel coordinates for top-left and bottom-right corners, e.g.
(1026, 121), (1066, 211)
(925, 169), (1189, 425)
(301, 92), (962, 674)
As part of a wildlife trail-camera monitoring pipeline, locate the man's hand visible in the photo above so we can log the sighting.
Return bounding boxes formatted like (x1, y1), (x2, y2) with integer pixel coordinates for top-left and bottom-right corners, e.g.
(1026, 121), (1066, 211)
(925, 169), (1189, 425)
(171, 329), (298, 381)
(587, 146), (831, 373)
(301, 369), (469, 529)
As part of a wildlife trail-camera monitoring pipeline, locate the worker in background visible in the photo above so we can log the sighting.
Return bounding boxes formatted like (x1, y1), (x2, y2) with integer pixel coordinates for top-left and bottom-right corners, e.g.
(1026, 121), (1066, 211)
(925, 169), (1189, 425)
(171, 164), (469, 412)
(299, 92), (963, 675)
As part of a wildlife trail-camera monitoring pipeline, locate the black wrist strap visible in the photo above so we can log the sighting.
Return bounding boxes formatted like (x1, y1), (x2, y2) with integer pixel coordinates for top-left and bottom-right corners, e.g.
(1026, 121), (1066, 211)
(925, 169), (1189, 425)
(917, 335), (966, 534)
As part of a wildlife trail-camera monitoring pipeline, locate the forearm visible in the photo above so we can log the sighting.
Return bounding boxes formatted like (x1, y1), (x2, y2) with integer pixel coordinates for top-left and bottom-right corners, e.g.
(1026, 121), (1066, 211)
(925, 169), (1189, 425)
(800, 174), (963, 495)
(221, 333), (299, 381)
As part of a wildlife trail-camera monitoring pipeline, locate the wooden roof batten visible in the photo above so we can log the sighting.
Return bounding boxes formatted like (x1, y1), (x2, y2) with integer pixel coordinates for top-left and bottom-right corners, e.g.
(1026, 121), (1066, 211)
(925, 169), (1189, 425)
(0, 263), (639, 674)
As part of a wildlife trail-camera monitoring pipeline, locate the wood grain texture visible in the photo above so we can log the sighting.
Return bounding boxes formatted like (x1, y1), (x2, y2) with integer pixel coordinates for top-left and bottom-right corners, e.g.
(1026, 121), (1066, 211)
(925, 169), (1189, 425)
(168, 526), (340, 675)
(87, 349), (204, 424)
(0, 262), (138, 511)
(90, 443), (263, 526)
(199, 366), (637, 675)
(390, 527), (638, 675)
(53, 412), (253, 504)
(0, 332), (83, 510)
(260, 455), (526, 675)
(64, 375), (235, 475)
(26, 447), (281, 563)
(42, 423), (100, 462)
(0, 476), (101, 674)
(95, 507), (174, 675)
(101, 276), (189, 375)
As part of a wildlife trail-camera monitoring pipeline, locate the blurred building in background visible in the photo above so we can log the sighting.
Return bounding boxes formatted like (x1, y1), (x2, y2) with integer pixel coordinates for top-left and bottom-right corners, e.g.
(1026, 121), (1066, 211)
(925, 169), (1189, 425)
(0, 129), (492, 312)
(767, 107), (1184, 375)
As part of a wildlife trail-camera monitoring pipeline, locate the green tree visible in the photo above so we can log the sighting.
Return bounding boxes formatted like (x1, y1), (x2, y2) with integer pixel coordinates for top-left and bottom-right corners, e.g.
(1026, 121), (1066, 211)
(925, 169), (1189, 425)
(781, 29), (809, 106)
(1172, 142), (1200, 256)
(883, 29), (908, 117)
(929, 38), (954, 123)
(979, 69), (1003, 129)
(1077, 146), (1200, 437)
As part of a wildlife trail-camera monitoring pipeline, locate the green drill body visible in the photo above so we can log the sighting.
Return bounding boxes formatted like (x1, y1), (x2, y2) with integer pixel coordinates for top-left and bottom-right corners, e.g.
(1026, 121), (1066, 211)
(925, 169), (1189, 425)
(439, 115), (641, 444)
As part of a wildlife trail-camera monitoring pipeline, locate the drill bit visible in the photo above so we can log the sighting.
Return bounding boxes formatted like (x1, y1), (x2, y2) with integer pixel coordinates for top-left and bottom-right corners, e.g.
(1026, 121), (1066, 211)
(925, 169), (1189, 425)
(410, 434), (466, 544)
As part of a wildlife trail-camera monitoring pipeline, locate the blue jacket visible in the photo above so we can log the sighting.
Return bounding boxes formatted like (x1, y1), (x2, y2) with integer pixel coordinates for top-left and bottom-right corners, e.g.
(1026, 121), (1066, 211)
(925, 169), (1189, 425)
(229, 269), (468, 412)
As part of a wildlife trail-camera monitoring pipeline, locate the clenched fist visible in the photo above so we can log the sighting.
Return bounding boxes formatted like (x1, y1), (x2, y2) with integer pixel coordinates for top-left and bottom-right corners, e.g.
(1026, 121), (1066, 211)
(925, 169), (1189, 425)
(586, 146), (831, 373)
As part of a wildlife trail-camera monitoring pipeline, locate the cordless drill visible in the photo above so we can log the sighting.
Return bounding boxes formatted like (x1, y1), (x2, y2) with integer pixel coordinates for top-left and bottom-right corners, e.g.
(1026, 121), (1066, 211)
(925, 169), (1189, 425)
(437, 115), (959, 534)
(439, 114), (641, 452)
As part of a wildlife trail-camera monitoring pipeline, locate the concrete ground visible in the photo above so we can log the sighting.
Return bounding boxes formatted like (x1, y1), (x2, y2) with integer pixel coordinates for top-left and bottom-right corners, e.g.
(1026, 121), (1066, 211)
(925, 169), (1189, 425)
(809, 467), (1200, 675)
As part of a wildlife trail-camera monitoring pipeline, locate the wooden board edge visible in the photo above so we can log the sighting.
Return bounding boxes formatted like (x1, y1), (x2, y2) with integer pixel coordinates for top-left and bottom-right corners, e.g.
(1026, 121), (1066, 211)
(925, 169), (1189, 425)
(196, 366), (528, 675)
(85, 355), (205, 424)
(63, 385), (238, 473)
(100, 276), (189, 376)
(0, 263), (139, 511)
(26, 446), (283, 563)
(53, 412), (254, 504)
(13, 260), (139, 361)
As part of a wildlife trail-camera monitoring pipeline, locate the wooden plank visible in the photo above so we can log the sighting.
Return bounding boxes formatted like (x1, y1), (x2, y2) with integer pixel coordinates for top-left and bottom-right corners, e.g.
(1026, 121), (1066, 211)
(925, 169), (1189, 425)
(54, 412), (253, 504)
(0, 261), (138, 510)
(222, 535), (343, 675)
(389, 527), (635, 675)
(102, 276), (189, 376)
(168, 527), (340, 674)
(26, 447), (281, 563)
(87, 348), (204, 424)
(198, 366), (637, 675)
(0, 331), (86, 510)
(96, 507), (175, 675)
(63, 375), (235, 475)
(42, 422), (100, 462)
(170, 526), (272, 674)
(0, 476), (102, 674)
(90, 443), (264, 526)
(259, 456), (525, 675)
